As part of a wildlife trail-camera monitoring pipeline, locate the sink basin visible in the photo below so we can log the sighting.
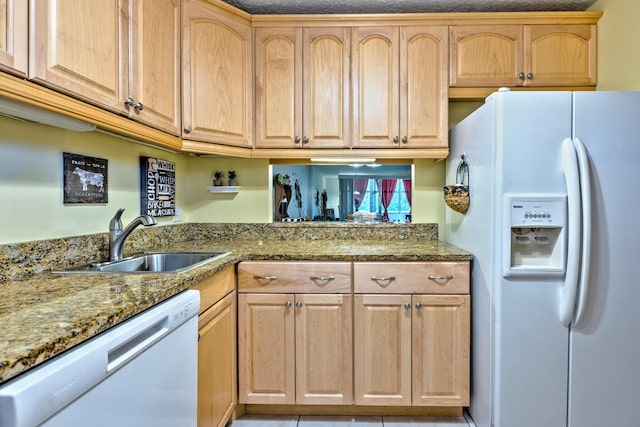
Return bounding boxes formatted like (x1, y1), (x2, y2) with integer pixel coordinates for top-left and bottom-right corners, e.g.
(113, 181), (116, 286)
(55, 251), (231, 274)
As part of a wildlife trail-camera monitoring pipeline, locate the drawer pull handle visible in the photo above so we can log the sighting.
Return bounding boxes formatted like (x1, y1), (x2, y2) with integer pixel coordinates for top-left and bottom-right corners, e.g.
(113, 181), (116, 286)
(254, 275), (278, 281)
(371, 276), (396, 282)
(428, 275), (453, 281)
(310, 275), (335, 281)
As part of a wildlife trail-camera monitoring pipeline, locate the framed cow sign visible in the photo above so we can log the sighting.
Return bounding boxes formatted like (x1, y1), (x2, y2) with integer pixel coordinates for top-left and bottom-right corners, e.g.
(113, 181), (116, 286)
(63, 152), (108, 204)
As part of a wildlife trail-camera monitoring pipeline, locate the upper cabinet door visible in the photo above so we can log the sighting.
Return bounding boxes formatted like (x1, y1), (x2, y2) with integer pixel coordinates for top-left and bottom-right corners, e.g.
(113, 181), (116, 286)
(352, 26), (400, 148)
(29, 0), (128, 113)
(254, 27), (302, 149)
(401, 26), (448, 148)
(303, 27), (350, 148)
(182, 0), (253, 147)
(128, 0), (181, 135)
(0, 0), (27, 76)
(524, 24), (596, 87)
(449, 25), (523, 87)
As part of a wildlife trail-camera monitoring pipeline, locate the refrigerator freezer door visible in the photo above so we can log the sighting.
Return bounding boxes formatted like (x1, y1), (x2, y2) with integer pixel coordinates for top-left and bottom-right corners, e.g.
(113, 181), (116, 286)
(447, 91), (573, 427)
(568, 91), (640, 427)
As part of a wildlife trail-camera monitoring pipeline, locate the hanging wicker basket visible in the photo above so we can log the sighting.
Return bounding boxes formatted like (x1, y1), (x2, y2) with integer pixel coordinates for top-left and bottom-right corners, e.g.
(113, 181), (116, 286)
(444, 155), (470, 214)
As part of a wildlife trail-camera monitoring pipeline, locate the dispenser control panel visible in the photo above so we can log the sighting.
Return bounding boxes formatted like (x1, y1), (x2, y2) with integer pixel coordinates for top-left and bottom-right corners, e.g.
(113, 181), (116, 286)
(510, 199), (565, 227)
(503, 194), (567, 278)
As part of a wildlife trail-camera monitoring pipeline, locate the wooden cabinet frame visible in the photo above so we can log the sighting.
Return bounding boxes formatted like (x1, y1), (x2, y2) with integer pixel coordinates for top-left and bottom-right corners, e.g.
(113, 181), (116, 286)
(450, 24), (597, 88)
(254, 26), (350, 149)
(238, 261), (353, 405)
(351, 26), (448, 149)
(182, 0), (253, 147)
(0, 0), (27, 76)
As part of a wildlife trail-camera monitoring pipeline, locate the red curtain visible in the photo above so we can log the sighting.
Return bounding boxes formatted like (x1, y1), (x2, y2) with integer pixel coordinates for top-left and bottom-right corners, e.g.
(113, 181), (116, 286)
(380, 179), (397, 221)
(353, 178), (369, 211)
(403, 179), (412, 213)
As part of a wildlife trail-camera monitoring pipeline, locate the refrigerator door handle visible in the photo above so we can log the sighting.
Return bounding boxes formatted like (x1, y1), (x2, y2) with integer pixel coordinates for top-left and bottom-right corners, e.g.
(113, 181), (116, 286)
(560, 138), (582, 327)
(572, 137), (592, 326)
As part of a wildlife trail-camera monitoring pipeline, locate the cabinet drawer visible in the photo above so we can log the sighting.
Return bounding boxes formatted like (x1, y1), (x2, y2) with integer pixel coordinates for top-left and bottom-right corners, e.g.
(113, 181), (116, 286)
(238, 261), (351, 293)
(192, 266), (235, 314)
(354, 262), (469, 294)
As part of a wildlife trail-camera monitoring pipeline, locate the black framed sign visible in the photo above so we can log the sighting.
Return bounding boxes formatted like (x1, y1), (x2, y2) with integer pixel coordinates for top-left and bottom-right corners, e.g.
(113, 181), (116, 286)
(140, 156), (175, 217)
(63, 152), (108, 204)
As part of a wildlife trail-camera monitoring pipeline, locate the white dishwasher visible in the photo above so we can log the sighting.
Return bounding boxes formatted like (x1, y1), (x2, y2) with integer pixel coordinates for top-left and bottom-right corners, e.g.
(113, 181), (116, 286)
(0, 290), (200, 427)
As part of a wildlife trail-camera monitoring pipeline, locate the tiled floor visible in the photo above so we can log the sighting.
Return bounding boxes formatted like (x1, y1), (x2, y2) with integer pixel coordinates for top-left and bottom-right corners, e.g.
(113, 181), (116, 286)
(229, 414), (472, 426)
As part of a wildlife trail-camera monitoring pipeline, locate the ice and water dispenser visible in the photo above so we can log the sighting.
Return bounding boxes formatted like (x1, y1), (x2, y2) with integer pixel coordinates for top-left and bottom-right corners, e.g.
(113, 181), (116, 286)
(503, 195), (567, 278)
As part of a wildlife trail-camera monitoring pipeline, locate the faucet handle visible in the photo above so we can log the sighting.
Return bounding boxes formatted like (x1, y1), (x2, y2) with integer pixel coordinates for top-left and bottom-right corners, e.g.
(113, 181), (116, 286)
(110, 208), (125, 232)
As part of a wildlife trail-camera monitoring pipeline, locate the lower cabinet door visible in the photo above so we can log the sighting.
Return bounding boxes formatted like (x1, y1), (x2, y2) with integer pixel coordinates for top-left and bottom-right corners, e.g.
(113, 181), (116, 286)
(238, 293), (295, 404)
(295, 294), (353, 405)
(198, 291), (237, 427)
(354, 294), (412, 406)
(412, 294), (470, 406)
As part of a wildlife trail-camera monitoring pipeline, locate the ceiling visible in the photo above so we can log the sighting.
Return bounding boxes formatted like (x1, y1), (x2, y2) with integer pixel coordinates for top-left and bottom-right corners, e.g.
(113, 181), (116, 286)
(222, 0), (598, 15)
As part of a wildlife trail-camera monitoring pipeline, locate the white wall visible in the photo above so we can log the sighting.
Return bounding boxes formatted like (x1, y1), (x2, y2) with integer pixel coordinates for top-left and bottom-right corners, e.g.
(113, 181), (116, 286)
(2, 0), (633, 244)
(0, 115), (189, 243)
(589, 0), (640, 90)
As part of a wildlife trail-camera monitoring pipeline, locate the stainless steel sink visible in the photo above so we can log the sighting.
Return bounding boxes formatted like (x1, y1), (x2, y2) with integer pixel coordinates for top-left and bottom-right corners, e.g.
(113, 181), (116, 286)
(55, 251), (231, 274)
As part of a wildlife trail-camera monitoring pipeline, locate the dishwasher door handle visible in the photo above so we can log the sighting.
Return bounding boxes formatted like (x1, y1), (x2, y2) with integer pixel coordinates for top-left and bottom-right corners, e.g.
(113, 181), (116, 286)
(107, 317), (169, 372)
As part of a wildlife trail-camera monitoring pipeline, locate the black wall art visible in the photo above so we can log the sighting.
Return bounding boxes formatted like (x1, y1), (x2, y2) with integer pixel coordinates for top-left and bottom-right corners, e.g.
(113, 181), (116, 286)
(63, 152), (108, 204)
(140, 156), (176, 217)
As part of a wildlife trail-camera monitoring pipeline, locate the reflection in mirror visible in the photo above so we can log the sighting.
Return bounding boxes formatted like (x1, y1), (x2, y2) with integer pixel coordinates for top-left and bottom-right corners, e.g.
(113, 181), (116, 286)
(272, 164), (412, 223)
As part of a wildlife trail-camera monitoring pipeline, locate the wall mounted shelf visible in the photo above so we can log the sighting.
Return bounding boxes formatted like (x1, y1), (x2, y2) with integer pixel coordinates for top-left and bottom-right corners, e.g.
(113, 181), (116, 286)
(207, 186), (240, 193)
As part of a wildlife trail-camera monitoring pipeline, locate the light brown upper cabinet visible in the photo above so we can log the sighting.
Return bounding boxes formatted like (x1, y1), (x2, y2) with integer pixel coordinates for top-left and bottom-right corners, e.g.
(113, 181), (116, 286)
(255, 27), (350, 149)
(29, 0), (181, 135)
(182, 0), (253, 147)
(0, 0), (27, 76)
(30, 0), (128, 112)
(450, 24), (596, 87)
(127, 0), (181, 135)
(352, 26), (448, 149)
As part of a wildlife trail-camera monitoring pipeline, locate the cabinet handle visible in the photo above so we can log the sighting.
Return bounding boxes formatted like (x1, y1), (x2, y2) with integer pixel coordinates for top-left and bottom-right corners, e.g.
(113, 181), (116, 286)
(184, 124), (193, 133)
(125, 97), (144, 111)
(310, 275), (335, 281)
(527, 73), (534, 80)
(295, 135), (301, 143)
(428, 275), (453, 281)
(518, 72), (525, 80)
(415, 302), (423, 310)
(295, 301), (303, 309)
(285, 301), (292, 309)
(370, 276), (396, 282)
(393, 135), (399, 143)
(254, 275), (278, 281)
(403, 303), (411, 311)
(401, 136), (408, 144)
(302, 136), (309, 144)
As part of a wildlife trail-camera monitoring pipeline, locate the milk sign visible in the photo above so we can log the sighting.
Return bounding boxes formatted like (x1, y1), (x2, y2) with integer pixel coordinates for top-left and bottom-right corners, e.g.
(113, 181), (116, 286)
(140, 156), (175, 217)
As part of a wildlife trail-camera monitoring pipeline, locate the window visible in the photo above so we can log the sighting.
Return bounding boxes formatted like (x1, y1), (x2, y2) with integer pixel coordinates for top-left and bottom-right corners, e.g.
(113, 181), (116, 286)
(359, 179), (411, 222)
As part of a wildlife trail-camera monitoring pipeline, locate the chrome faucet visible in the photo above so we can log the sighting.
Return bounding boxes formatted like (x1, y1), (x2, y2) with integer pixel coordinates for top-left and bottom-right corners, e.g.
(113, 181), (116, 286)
(109, 208), (156, 261)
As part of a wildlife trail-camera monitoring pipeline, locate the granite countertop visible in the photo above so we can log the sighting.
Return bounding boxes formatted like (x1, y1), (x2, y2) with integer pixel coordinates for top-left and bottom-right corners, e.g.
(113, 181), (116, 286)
(0, 235), (471, 385)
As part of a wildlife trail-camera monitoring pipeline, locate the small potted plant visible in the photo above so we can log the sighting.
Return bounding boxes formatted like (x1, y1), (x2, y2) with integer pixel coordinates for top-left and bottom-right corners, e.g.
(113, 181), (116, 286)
(213, 170), (224, 186)
(227, 170), (237, 186)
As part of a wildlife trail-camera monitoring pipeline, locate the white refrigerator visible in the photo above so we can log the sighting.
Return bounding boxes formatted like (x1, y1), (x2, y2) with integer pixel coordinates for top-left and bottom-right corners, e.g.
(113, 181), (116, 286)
(445, 90), (640, 427)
